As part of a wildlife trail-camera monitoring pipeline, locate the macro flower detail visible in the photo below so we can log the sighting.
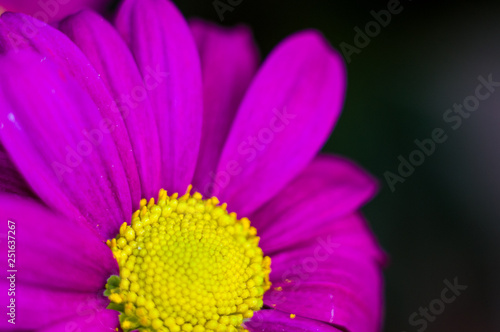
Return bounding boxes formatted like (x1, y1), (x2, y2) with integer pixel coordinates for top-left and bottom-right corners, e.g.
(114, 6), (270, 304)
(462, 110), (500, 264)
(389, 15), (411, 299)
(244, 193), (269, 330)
(105, 187), (271, 331)
(0, 0), (385, 331)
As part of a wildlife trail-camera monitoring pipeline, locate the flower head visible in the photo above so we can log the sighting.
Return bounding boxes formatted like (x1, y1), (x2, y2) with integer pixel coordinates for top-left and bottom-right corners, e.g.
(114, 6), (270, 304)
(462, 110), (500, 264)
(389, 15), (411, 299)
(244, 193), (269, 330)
(0, 0), (386, 331)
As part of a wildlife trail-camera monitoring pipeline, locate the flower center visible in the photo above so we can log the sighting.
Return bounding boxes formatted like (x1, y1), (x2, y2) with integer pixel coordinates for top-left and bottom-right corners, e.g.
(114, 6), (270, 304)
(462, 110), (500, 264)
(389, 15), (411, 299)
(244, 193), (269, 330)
(105, 186), (271, 332)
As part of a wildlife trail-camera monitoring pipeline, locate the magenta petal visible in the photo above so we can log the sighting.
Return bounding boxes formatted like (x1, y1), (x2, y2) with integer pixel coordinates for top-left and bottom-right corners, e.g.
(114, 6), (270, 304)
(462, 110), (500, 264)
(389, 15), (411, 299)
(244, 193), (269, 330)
(265, 213), (385, 332)
(247, 309), (343, 332)
(60, 10), (162, 199)
(0, 284), (113, 330)
(38, 308), (118, 332)
(0, 12), (140, 206)
(115, 0), (203, 193)
(0, 0), (110, 22)
(0, 144), (32, 196)
(0, 194), (117, 329)
(0, 194), (117, 290)
(0, 51), (132, 239)
(190, 19), (259, 196)
(215, 30), (346, 216)
(251, 155), (378, 253)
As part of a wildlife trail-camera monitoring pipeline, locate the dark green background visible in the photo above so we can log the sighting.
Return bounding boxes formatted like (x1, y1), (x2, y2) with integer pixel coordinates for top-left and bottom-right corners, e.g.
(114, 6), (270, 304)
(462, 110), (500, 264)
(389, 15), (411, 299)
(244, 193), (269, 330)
(126, 1), (499, 330)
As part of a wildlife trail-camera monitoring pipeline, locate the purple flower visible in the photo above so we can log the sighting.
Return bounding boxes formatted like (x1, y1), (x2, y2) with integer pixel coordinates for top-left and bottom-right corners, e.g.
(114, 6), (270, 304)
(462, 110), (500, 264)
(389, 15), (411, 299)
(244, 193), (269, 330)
(0, 0), (386, 331)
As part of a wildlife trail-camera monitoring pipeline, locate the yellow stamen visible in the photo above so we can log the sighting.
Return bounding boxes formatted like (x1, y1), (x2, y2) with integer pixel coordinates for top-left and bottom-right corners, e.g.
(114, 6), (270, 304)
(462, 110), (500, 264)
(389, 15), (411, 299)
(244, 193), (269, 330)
(105, 186), (271, 332)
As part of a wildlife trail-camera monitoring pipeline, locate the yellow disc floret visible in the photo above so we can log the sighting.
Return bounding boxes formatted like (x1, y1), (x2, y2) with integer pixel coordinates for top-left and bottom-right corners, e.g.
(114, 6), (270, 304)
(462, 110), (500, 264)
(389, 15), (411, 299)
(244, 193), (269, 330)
(105, 186), (271, 332)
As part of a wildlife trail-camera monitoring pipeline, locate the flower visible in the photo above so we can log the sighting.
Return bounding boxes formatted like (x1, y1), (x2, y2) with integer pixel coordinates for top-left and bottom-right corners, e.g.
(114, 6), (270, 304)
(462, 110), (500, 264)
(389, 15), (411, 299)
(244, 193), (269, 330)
(0, 0), (386, 331)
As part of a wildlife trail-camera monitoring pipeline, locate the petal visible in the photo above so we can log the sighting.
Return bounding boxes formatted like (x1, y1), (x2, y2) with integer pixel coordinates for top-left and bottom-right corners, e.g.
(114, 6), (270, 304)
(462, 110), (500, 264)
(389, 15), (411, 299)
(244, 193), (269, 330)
(0, 144), (32, 196)
(0, 0), (110, 22)
(0, 194), (117, 330)
(115, 0), (203, 193)
(189, 19), (259, 195)
(264, 213), (385, 332)
(39, 308), (118, 332)
(251, 154), (378, 253)
(247, 309), (343, 332)
(0, 194), (117, 291)
(0, 284), (115, 330)
(60, 10), (161, 199)
(0, 12), (140, 206)
(215, 30), (346, 216)
(0, 51), (132, 239)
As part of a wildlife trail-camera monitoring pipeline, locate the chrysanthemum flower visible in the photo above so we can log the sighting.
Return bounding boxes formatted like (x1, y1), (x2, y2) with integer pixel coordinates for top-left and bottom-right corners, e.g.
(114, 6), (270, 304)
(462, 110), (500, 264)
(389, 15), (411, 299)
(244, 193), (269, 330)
(0, 0), (385, 331)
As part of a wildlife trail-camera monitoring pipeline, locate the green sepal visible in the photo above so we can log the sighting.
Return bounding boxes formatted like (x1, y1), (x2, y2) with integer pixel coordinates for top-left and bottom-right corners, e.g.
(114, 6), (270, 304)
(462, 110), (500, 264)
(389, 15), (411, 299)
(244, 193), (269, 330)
(119, 314), (140, 332)
(106, 302), (125, 312)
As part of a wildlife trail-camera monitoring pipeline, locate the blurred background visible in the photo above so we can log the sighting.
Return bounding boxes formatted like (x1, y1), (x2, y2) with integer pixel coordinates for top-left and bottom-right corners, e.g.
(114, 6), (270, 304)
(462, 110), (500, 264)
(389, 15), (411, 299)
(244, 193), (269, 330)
(170, 1), (499, 331)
